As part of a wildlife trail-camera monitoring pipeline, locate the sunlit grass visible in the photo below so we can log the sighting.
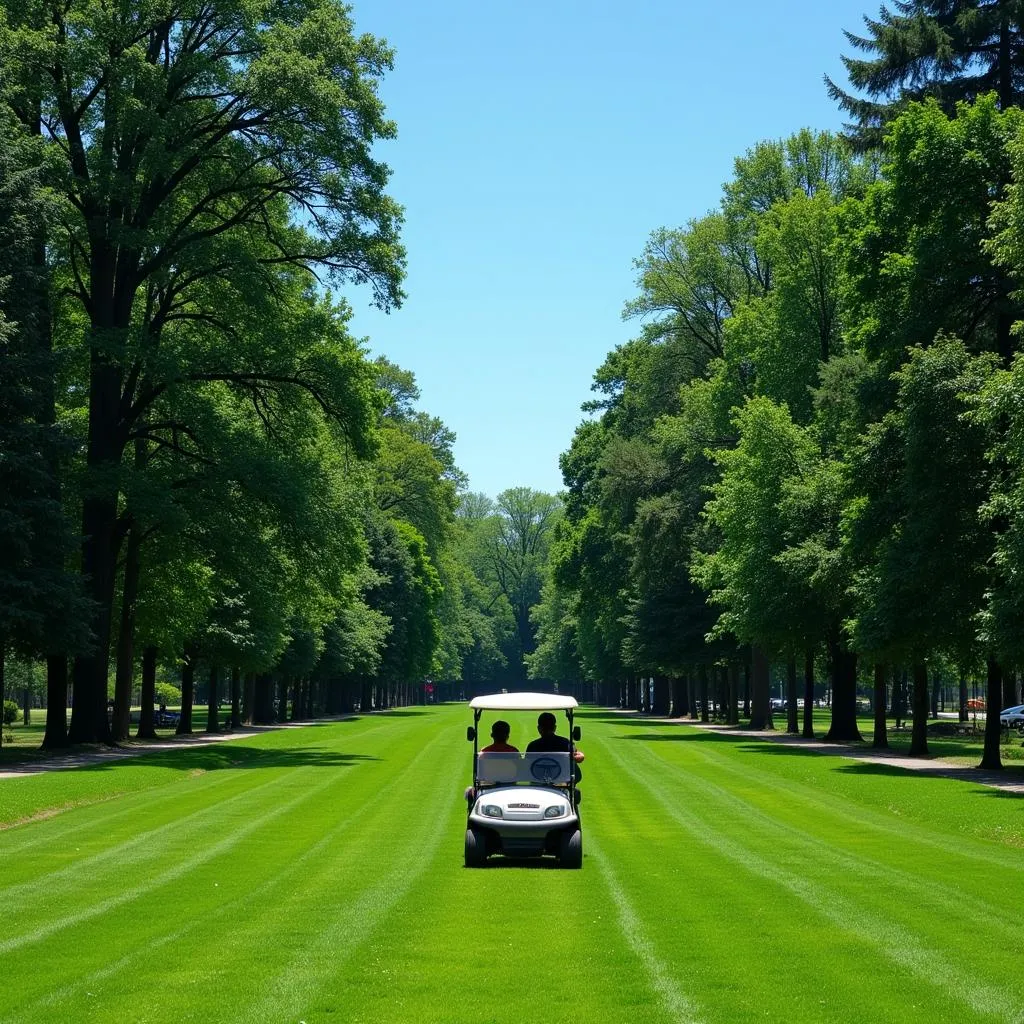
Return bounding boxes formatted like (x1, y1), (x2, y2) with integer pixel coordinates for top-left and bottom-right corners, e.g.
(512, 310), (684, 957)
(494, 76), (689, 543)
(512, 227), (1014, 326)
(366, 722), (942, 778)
(1, 705), (1021, 1023)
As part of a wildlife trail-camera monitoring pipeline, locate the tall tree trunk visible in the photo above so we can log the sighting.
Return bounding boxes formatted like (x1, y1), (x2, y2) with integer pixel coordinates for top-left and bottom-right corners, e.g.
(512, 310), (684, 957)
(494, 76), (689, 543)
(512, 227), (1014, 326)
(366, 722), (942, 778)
(177, 643), (196, 735)
(749, 646), (774, 730)
(69, 369), (123, 746)
(1004, 671), (1018, 716)
(979, 656), (1004, 770)
(43, 654), (69, 749)
(824, 622), (861, 742)
(958, 676), (969, 724)
(742, 661), (751, 719)
(136, 645), (157, 739)
(785, 657), (799, 734)
(909, 662), (930, 758)
(243, 672), (255, 725)
(872, 663), (888, 750)
(727, 663), (740, 725)
(652, 675), (670, 717)
(206, 664), (219, 733)
(277, 676), (289, 722)
(112, 523), (142, 742)
(930, 673), (940, 719)
(230, 667), (241, 729)
(802, 649), (815, 739)
(0, 638), (5, 749)
(699, 664), (709, 722)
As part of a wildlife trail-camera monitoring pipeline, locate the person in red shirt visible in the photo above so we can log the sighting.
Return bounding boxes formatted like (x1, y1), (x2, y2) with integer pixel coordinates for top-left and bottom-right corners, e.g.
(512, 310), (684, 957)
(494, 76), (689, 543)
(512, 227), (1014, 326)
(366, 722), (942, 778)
(481, 719), (518, 752)
(465, 720), (519, 807)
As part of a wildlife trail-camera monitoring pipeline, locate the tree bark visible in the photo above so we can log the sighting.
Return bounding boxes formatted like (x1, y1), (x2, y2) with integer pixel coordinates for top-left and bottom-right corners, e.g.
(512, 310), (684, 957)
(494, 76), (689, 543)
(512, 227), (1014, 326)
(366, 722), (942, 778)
(136, 645), (157, 739)
(112, 523), (142, 741)
(699, 664), (709, 722)
(277, 676), (289, 721)
(909, 662), (930, 758)
(802, 649), (815, 739)
(742, 661), (751, 719)
(749, 646), (774, 730)
(243, 672), (255, 725)
(230, 667), (241, 729)
(785, 657), (799, 734)
(958, 676), (969, 724)
(727, 663), (740, 725)
(43, 654), (69, 749)
(823, 623), (861, 742)
(653, 675), (670, 717)
(1004, 671), (1019, 716)
(0, 638), (5, 749)
(177, 643), (196, 735)
(930, 673), (940, 719)
(206, 664), (219, 733)
(979, 655), (1004, 770)
(872, 663), (888, 749)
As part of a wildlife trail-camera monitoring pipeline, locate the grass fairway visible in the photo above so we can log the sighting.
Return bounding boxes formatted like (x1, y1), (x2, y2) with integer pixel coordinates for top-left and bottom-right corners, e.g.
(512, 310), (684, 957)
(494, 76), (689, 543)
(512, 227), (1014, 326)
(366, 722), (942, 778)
(1, 707), (1022, 1023)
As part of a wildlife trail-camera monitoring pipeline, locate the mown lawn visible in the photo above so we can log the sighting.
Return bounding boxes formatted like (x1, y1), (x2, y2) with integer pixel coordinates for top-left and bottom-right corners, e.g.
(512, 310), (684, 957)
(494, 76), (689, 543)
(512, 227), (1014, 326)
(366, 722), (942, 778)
(1, 705), (1021, 1023)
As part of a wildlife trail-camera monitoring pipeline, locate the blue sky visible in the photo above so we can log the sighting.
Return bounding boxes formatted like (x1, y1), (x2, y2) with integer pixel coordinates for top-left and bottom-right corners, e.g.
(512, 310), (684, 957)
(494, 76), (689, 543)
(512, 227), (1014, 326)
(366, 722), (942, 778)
(348, 0), (875, 499)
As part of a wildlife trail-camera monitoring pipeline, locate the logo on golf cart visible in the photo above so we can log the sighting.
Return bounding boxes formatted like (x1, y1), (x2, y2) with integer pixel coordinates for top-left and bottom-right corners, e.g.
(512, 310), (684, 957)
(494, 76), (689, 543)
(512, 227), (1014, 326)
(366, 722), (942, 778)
(530, 756), (563, 782)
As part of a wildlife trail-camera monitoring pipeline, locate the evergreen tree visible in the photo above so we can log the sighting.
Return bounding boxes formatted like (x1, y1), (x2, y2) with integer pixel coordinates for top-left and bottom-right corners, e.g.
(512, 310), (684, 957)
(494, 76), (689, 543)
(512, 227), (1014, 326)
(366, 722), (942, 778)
(829, 1), (1024, 148)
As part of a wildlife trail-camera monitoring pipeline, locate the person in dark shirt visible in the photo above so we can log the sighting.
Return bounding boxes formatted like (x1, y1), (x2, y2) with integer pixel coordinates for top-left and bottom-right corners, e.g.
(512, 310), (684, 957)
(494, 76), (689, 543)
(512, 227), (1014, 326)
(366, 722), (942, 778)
(526, 712), (584, 762)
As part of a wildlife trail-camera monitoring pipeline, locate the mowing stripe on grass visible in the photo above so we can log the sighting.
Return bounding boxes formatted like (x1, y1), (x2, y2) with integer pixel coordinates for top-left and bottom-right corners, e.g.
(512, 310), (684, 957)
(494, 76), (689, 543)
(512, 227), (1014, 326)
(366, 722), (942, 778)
(226, 727), (462, 1024)
(0, 768), (341, 955)
(599, 734), (1024, 1024)
(588, 832), (704, 1024)
(634, 732), (1024, 942)
(677, 729), (1024, 873)
(2, 725), (456, 1023)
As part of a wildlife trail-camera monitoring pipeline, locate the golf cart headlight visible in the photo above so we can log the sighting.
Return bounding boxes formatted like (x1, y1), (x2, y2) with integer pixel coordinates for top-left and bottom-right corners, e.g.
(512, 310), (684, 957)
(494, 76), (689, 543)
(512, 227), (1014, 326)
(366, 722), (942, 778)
(543, 805), (565, 818)
(482, 804), (503, 818)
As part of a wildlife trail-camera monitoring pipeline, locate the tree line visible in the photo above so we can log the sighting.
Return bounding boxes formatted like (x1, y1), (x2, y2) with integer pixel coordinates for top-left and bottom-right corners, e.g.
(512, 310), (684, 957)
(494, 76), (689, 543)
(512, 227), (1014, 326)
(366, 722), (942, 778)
(528, 1), (1024, 769)
(0, 0), (566, 748)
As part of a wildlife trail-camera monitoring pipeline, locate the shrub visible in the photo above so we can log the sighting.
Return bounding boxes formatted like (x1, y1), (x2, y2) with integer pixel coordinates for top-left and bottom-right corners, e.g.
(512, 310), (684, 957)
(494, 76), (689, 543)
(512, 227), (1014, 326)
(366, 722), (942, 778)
(2, 700), (18, 726)
(155, 682), (182, 707)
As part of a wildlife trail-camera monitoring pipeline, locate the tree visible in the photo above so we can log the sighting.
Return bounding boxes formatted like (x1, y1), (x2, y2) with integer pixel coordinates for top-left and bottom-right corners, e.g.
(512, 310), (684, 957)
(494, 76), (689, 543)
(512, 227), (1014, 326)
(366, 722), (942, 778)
(846, 339), (995, 756)
(0, 116), (90, 746)
(464, 489), (561, 682)
(828, 0), (1024, 148)
(1, 0), (405, 742)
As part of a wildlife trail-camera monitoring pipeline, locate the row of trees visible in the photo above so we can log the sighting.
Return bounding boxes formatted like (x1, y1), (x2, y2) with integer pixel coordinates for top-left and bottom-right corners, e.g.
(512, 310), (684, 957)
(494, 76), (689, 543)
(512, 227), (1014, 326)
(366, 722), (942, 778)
(529, 1), (1024, 768)
(0, 0), (566, 748)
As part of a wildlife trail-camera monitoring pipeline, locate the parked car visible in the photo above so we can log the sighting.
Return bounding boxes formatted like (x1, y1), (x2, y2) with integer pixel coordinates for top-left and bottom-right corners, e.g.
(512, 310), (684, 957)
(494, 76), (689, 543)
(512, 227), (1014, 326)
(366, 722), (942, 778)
(999, 704), (1024, 729)
(154, 708), (181, 727)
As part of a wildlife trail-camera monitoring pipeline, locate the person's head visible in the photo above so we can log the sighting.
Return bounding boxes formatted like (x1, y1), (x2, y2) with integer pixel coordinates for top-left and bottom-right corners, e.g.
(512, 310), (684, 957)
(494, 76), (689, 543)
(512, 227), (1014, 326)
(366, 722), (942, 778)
(536, 712), (557, 736)
(490, 720), (511, 743)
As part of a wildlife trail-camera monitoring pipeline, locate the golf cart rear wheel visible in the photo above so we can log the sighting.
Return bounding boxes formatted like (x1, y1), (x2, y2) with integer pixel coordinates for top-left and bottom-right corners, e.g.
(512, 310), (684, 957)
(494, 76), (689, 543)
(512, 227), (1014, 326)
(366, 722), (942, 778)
(559, 828), (582, 869)
(465, 827), (487, 868)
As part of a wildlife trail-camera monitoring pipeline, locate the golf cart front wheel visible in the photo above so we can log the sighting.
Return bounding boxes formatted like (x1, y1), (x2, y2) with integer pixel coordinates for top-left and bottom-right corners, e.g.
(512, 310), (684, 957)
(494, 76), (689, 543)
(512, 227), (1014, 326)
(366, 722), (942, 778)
(465, 827), (487, 868)
(559, 828), (582, 869)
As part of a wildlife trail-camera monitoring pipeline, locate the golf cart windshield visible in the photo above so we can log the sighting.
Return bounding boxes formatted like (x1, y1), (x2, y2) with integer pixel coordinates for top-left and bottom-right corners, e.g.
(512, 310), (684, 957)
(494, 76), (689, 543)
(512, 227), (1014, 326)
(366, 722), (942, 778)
(476, 751), (572, 786)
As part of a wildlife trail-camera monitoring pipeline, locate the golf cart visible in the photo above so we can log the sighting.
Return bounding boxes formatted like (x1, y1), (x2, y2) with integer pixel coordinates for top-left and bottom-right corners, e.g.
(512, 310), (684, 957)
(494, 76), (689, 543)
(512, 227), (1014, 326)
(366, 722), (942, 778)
(464, 692), (582, 869)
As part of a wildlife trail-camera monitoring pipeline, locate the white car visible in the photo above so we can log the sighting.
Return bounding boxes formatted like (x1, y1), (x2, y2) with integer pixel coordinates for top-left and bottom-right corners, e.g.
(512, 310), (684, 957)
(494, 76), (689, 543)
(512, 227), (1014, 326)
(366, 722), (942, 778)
(1000, 704), (1024, 729)
(465, 692), (582, 869)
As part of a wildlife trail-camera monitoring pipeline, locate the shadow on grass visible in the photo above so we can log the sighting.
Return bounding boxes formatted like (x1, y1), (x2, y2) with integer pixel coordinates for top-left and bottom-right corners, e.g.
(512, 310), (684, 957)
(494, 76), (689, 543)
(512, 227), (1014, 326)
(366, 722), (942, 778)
(2, 743), (379, 777)
(833, 760), (1024, 795)
(472, 857), (565, 871)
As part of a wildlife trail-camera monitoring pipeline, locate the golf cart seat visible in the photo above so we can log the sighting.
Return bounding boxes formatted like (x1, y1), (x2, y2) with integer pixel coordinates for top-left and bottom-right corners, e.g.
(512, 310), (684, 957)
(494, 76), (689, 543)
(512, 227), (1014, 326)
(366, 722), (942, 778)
(476, 753), (520, 785)
(476, 752), (572, 786)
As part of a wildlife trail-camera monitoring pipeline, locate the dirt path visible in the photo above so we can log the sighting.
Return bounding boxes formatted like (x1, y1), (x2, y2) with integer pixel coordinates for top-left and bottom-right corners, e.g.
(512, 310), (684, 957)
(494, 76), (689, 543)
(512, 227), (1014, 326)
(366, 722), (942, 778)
(606, 712), (1024, 794)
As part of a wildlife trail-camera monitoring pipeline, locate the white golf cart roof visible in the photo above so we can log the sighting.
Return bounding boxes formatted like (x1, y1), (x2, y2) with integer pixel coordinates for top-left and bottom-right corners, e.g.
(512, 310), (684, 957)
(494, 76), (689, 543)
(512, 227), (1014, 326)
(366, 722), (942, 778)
(468, 692), (578, 711)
